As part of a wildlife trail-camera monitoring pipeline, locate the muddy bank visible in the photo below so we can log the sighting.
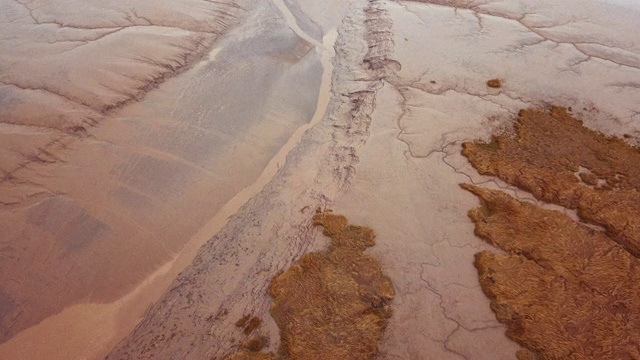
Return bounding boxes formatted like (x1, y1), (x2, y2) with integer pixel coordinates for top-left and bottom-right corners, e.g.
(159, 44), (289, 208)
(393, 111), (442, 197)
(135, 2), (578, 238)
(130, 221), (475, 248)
(2, 0), (640, 359)
(0, 0), (330, 358)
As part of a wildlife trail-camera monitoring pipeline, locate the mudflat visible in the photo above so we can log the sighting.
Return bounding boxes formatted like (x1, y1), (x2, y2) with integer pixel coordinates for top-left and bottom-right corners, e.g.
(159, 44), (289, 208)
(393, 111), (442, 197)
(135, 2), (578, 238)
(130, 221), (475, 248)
(1, 0), (640, 359)
(1, 0), (326, 358)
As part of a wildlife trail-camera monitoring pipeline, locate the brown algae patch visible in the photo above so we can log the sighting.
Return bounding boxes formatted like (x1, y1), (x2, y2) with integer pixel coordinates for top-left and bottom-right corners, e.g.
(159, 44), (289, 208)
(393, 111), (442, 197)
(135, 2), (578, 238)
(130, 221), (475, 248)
(269, 212), (395, 360)
(226, 351), (276, 360)
(236, 315), (251, 328)
(463, 184), (640, 359)
(461, 107), (640, 358)
(243, 317), (262, 336)
(242, 336), (268, 352)
(462, 106), (640, 257)
(486, 78), (502, 88)
(227, 212), (394, 360)
(226, 336), (274, 360)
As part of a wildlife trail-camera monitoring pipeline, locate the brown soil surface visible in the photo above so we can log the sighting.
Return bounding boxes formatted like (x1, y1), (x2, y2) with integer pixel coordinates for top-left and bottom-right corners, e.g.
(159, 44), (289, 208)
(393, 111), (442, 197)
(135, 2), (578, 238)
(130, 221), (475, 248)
(461, 107), (640, 359)
(227, 212), (394, 360)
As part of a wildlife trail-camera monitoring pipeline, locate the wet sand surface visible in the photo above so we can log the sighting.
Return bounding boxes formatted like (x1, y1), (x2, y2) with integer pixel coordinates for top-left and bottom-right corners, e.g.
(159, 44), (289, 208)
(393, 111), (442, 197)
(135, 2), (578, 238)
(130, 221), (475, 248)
(2, 0), (640, 359)
(1, 0), (327, 358)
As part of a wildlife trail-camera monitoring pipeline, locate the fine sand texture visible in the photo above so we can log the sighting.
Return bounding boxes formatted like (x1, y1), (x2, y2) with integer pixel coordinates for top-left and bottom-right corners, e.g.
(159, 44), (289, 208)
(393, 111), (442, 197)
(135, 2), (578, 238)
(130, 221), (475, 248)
(2, 0), (640, 359)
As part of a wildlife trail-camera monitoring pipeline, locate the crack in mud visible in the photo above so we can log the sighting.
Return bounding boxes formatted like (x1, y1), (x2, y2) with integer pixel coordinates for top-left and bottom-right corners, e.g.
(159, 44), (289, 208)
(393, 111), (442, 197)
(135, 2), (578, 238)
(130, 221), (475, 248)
(405, 0), (640, 70)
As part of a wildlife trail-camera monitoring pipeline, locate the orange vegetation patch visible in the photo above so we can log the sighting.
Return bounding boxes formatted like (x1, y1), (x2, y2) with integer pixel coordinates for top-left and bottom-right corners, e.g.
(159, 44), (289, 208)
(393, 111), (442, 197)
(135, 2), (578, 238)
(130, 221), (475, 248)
(462, 107), (640, 256)
(268, 212), (395, 360)
(463, 184), (640, 359)
(225, 212), (394, 360)
(461, 107), (640, 359)
(226, 351), (276, 360)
